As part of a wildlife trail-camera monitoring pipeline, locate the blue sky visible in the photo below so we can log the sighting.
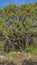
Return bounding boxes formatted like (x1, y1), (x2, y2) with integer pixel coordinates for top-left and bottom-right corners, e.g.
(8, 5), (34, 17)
(0, 0), (37, 9)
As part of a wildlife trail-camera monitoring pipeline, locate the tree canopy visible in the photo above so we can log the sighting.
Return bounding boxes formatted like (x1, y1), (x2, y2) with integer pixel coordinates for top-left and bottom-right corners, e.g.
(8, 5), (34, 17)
(0, 3), (37, 52)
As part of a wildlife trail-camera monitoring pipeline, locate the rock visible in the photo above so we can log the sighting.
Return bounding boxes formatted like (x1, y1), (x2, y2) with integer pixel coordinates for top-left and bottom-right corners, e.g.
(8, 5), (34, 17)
(17, 52), (21, 54)
(28, 53), (31, 59)
(0, 54), (5, 59)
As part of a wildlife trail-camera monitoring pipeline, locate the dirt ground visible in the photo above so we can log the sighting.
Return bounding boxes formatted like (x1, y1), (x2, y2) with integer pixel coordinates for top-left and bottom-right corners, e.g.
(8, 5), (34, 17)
(0, 54), (37, 65)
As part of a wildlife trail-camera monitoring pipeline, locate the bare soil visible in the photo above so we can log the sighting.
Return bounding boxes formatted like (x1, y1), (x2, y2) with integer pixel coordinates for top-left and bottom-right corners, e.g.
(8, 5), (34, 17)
(0, 55), (37, 65)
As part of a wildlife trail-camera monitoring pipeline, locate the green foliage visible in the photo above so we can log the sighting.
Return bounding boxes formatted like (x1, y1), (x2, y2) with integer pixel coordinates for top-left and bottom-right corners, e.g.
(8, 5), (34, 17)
(27, 45), (37, 55)
(0, 2), (37, 53)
